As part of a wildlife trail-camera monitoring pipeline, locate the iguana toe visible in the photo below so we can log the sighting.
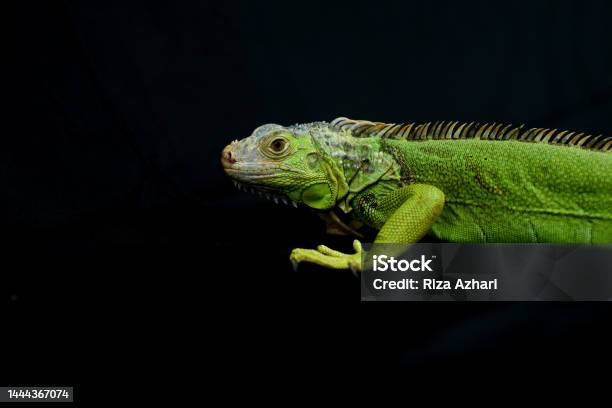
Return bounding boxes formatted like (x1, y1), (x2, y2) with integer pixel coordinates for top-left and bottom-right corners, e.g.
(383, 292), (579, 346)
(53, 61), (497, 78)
(289, 240), (363, 271)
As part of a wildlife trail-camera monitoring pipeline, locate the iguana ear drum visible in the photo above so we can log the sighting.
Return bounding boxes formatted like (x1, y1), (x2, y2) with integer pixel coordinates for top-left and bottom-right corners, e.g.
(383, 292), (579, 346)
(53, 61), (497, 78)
(306, 152), (321, 170)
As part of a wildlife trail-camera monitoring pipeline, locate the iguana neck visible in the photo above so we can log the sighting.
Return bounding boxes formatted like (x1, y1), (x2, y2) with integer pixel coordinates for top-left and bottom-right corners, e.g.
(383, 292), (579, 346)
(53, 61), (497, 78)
(307, 129), (402, 212)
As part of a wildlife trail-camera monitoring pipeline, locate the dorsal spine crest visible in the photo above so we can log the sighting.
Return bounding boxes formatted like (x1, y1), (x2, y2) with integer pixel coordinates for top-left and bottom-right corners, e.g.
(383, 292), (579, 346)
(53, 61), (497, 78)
(329, 117), (611, 152)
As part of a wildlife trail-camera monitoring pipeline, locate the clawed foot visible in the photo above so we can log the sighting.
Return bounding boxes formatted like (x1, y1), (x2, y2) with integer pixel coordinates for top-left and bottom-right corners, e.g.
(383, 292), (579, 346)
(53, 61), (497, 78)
(290, 240), (362, 272)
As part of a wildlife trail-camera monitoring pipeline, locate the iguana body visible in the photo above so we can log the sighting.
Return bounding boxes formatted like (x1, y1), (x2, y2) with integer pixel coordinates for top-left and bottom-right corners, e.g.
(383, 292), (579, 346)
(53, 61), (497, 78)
(221, 117), (612, 271)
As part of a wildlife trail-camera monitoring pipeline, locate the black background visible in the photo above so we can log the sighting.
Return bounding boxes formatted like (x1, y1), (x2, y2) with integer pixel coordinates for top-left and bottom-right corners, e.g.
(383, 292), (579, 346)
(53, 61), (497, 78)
(5, 0), (612, 393)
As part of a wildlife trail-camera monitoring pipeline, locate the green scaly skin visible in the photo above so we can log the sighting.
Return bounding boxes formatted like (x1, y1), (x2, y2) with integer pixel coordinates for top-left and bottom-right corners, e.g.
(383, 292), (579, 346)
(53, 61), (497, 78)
(221, 118), (612, 271)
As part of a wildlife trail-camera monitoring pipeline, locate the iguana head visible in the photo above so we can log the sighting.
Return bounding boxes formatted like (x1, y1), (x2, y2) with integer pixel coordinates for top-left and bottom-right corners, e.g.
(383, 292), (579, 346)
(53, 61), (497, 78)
(221, 120), (401, 211)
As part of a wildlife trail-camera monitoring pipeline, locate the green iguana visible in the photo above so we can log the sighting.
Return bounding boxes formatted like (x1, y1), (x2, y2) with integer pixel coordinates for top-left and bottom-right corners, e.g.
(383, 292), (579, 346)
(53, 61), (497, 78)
(221, 117), (612, 271)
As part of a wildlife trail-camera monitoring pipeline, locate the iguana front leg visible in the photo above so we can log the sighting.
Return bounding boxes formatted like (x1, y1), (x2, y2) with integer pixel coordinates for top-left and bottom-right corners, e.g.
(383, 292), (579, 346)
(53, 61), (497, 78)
(289, 184), (445, 271)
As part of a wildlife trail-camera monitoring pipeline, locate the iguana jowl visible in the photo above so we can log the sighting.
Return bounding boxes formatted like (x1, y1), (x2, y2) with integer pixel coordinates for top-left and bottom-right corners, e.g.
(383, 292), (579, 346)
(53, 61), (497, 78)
(221, 117), (612, 271)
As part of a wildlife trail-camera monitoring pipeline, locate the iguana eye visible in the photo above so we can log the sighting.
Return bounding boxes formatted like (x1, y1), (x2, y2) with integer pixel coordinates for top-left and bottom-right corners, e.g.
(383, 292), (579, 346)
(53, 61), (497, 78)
(260, 131), (292, 159)
(267, 137), (289, 156)
(270, 138), (286, 153)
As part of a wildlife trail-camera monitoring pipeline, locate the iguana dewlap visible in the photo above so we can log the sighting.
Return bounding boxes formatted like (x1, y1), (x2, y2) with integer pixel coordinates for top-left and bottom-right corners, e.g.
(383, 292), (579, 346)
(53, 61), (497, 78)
(221, 117), (612, 271)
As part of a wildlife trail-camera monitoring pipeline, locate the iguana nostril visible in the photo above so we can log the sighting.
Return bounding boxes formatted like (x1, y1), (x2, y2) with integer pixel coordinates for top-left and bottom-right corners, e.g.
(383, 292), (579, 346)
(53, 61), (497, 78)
(222, 145), (236, 164)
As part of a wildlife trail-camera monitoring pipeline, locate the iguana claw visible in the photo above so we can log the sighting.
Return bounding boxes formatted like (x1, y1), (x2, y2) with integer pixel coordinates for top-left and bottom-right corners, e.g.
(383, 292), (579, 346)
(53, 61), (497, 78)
(289, 240), (363, 272)
(349, 262), (358, 277)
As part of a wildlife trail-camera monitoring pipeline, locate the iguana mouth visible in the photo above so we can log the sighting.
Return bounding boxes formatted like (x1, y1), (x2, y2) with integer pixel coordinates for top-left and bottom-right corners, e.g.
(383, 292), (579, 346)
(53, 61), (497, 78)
(223, 167), (277, 177)
(222, 142), (298, 206)
(221, 142), (280, 176)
